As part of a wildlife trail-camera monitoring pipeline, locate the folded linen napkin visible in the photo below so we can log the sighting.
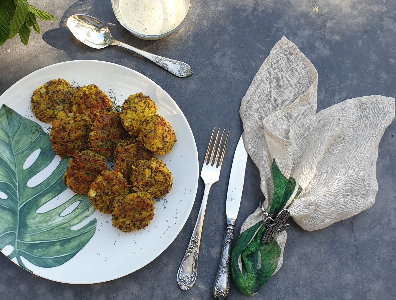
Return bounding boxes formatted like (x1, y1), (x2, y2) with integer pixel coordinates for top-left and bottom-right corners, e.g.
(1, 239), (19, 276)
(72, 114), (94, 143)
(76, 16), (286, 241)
(230, 36), (395, 296)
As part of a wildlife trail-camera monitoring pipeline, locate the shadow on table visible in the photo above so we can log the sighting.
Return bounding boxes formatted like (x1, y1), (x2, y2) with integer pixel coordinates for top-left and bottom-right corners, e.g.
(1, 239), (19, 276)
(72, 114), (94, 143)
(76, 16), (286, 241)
(42, 0), (160, 62)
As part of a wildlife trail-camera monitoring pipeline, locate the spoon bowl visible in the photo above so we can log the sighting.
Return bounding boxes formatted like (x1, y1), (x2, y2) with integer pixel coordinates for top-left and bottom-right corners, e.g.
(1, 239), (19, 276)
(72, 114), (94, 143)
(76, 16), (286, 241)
(66, 14), (112, 50)
(66, 14), (193, 77)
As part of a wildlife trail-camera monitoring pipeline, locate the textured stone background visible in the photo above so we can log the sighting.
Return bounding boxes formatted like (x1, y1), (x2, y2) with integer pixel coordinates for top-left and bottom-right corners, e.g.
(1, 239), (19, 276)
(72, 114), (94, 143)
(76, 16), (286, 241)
(1, 0), (396, 299)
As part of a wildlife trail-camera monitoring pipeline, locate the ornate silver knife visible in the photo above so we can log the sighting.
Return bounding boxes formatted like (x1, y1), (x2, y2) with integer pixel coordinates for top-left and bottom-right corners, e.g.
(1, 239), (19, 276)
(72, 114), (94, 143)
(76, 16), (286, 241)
(213, 135), (248, 300)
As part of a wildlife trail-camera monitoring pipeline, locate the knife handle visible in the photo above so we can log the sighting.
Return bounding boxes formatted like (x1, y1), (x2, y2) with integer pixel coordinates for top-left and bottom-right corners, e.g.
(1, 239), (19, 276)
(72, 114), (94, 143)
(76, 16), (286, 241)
(213, 218), (235, 300)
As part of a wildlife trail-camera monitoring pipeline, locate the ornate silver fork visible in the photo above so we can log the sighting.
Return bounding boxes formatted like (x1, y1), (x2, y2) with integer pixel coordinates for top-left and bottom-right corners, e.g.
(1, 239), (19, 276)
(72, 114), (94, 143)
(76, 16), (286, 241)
(177, 128), (230, 290)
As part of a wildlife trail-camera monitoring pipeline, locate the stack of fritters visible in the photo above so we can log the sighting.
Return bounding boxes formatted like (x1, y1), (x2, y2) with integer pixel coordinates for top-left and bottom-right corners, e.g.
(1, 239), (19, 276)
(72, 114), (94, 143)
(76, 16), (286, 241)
(120, 92), (176, 155)
(113, 137), (155, 180)
(31, 78), (175, 232)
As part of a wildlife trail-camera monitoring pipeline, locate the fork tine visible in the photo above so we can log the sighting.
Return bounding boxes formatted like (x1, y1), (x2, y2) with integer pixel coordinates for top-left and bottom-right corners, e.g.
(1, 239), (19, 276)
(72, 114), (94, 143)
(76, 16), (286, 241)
(204, 128), (230, 167)
(218, 130), (229, 167)
(214, 129), (225, 166)
(204, 128), (216, 163)
(209, 129), (221, 165)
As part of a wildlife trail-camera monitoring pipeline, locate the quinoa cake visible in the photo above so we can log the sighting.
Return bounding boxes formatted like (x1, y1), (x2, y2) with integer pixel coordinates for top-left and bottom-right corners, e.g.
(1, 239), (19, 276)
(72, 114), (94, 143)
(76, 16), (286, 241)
(89, 111), (128, 158)
(138, 114), (176, 155)
(130, 157), (173, 199)
(113, 138), (155, 181)
(31, 78), (74, 123)
(111, 191), (155, 232)
(50, 111), (92, 158)
(119, 92), (157, 136)
(63, 150), (109, 194)
(70, 84), (112, 119)
(88, 170), (130, 214)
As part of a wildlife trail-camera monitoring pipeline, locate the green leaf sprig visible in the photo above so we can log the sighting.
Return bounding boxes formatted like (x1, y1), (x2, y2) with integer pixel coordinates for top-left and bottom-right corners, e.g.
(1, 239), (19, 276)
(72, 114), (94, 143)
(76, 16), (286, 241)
(0, 0), (57, 46)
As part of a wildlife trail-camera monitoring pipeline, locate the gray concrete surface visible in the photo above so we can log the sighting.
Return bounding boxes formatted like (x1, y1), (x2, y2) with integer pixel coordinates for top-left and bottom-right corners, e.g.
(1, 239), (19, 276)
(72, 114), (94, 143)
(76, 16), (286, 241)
(1, 0), (396, 299)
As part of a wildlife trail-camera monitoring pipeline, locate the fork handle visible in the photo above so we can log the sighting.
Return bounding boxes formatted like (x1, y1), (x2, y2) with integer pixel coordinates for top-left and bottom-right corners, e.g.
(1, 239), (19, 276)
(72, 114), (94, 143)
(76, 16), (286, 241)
(213, 218), (235, 300)
(177, 184), (211, 290)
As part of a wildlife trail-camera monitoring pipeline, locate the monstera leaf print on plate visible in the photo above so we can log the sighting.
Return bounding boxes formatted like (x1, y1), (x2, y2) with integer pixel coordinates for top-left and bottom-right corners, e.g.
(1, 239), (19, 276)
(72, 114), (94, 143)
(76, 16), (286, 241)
(0, 105), (97, 271)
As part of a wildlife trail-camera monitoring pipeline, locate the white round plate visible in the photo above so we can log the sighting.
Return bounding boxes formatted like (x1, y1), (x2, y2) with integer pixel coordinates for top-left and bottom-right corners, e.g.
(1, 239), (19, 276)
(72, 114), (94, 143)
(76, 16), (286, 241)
(0, 60), (199, 284)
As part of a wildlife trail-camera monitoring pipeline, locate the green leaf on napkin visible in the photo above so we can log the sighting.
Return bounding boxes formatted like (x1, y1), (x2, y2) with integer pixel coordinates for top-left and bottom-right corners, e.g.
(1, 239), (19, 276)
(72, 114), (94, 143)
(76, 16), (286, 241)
(0, 105), (96, 271)
(0, 0), (57, 46)
(269, 159), (302, 216)
(231, 159), (302, 296)
(231, 221), (281, 296)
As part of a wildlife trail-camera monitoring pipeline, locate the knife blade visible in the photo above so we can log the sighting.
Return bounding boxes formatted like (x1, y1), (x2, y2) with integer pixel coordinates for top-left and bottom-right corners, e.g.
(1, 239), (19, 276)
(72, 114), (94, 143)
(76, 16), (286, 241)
(213, 135), (248, 300)
(225, 136), (248, 221)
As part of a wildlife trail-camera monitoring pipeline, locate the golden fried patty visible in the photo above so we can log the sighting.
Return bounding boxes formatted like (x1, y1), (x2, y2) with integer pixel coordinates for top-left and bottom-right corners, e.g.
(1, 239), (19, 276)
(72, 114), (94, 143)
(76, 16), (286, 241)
(88, 170), (130, 214)
(31, 78), (74, 123)
(89, 111), (128, 158)
(111, 191), (155, 232)
(113, 138), (155, 181)
(120, 92), (157, 136)
(138, 114), (176, 155)
(64, 150), (108, 195)
(71, 84), (112, 119)
(130, 157), (173, 199)
(50, 111), (92, 158)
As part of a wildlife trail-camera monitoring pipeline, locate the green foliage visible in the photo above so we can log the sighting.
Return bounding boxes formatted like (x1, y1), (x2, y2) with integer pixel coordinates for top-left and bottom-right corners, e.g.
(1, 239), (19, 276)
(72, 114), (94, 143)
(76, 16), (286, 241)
(0, 0), (57, 45)
(0, 105), (96, 271)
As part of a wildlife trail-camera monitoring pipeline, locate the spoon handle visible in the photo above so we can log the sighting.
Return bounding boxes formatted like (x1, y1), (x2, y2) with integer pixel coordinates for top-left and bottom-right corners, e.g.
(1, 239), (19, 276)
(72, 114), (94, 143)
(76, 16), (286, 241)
(113, 40), (193, 78)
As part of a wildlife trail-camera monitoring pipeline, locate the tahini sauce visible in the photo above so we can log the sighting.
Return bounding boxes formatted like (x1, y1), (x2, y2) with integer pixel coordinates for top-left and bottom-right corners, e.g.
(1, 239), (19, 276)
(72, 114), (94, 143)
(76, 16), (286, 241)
(119, 0), (188, 36)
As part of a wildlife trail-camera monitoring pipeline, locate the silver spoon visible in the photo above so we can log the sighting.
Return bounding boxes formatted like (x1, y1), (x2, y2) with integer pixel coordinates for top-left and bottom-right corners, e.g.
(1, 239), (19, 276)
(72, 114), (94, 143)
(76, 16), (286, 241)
(66, 14), (193, 78)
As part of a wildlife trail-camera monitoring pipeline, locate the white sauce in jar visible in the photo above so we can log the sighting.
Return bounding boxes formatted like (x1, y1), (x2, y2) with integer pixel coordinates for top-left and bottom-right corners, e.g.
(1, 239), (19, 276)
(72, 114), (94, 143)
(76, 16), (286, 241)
(119, 0), (188, 36)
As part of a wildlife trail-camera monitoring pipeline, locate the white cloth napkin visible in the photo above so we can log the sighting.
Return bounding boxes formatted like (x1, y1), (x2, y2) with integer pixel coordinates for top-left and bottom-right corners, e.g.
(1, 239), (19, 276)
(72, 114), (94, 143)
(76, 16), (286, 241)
(231, 36), (395, 296)
(240, 36), (395, 231)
